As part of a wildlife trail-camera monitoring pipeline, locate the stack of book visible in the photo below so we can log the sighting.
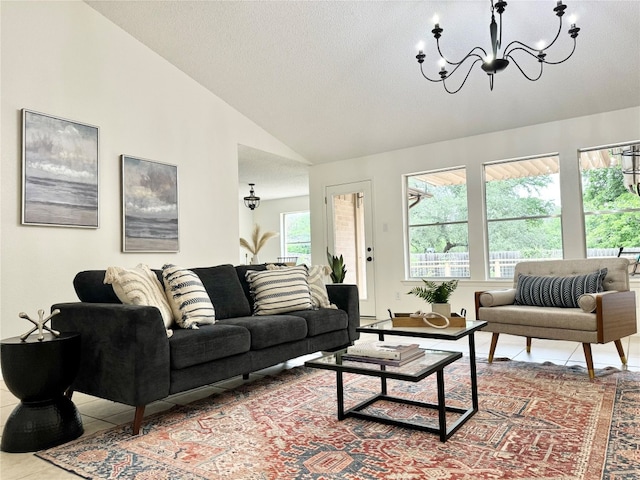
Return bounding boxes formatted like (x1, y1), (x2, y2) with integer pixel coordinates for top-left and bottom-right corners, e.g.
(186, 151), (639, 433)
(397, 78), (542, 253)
(342, 341), (423, 366)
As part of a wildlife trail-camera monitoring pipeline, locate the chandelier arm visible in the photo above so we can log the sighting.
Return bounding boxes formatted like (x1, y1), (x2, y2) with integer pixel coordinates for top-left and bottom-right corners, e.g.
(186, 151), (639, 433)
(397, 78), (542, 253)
(442, 58), (484, 94)
(539, 39), (577, 65)
(506, 54), (544, 82)
(503, 15), (563, 56)
(419, 63), (445, 83)
(436, 38), (487, 66)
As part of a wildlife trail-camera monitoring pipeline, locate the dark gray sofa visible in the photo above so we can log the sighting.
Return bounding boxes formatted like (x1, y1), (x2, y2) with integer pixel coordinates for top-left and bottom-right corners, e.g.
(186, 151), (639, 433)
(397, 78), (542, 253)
(51, 263), (360, 434)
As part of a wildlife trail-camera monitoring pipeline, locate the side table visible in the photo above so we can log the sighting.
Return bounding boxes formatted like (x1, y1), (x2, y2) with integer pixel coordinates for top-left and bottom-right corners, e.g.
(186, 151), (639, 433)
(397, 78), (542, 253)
(1, 332), (83, 452)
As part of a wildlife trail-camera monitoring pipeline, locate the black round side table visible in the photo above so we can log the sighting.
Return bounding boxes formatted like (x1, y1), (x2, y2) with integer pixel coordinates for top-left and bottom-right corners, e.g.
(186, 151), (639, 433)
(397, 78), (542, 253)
(1, 332), (83, 452)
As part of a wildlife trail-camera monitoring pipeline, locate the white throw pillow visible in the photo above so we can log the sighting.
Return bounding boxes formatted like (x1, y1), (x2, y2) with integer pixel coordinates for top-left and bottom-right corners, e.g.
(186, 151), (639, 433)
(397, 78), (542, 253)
(246, 266), (312, 315)
(162, 264), (216, 329)
(104, 264), (174, 337)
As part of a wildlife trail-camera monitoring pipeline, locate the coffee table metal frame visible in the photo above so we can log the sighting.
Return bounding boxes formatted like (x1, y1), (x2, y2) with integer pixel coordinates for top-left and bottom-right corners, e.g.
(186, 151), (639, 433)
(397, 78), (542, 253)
(306, 348), (463, 442)
(358, 319), (487, 424)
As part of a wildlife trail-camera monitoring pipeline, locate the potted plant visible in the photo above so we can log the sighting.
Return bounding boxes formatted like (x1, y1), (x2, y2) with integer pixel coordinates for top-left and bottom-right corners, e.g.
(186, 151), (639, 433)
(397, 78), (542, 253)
(408, 279), (459, 318)
(240, 224), (278, 264)
(326, 249), (347, 283)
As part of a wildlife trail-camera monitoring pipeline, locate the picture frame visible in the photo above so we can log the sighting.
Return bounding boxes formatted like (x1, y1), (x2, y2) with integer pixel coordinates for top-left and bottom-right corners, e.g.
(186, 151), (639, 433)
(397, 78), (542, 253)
(121, 155), (179, 253)
(22, 109), (99, 228)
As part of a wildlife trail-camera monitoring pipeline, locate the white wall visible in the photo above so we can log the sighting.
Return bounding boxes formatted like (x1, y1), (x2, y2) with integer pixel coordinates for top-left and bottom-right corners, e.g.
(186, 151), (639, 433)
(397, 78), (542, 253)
(240, 196), (310, 264)
(310, 107), (640, 325)
(0, 1), (304, 340)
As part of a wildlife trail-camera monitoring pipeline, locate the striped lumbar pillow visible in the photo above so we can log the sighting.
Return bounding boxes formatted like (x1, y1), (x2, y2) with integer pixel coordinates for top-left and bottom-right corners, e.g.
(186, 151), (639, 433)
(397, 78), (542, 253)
(162, 264), (216, 329)
(246, 266), (312, 315)
(104, 264), (174, 337)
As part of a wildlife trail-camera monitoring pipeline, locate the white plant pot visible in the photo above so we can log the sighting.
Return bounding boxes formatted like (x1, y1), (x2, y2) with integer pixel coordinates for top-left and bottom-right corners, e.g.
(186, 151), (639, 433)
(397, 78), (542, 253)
(251, 255), (260, 265)
(431, 303), (451, 318)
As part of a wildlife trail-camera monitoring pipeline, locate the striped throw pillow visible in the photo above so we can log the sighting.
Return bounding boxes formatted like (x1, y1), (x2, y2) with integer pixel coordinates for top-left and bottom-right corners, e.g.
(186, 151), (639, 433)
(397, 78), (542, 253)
(246, 266), (312, 315)
(162, 264), (216, 329)
(104, 264), (174, 337)
(514, 268), (607, 308)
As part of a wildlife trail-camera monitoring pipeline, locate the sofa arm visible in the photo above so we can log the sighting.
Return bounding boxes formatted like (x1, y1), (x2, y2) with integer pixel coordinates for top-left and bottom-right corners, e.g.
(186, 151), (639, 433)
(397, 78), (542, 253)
(51, 302), (171, 407)
(596, 290), (637, 343)
(326, 284), (360, 343)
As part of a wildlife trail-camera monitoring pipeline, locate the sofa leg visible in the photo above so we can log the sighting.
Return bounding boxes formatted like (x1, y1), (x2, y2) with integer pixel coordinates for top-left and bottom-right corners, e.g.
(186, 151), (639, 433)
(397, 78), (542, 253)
(243, 373), (249, 380)
(582, 343), (595, 380)
(133, 405), (145, 435)
(526, 337), (532, 353)
(614, 339), (628, 365)
(488, 333), (499, 363)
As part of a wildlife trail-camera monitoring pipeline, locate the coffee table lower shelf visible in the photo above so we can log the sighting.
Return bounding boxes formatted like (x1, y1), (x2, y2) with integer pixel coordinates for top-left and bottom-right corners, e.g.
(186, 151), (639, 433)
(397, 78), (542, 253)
(307, 349), (476, 443)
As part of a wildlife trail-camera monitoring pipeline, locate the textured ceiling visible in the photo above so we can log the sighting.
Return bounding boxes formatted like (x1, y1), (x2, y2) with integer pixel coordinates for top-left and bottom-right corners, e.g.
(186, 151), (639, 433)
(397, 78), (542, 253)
(86, 0), (640, 199)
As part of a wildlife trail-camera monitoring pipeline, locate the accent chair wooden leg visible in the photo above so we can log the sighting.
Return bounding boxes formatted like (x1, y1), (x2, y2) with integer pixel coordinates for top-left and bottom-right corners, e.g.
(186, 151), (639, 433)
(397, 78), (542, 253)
(614, 339), (628, 365)
(582, 343), (595, 380)
(488, 333), (499, 363)
(526, 337), (532, 353)
(133, 405), (145, 435)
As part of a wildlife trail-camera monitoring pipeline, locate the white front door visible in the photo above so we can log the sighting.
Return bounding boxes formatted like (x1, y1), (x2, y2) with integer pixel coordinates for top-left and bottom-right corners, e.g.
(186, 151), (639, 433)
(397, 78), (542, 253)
(326, 181), (376, 317)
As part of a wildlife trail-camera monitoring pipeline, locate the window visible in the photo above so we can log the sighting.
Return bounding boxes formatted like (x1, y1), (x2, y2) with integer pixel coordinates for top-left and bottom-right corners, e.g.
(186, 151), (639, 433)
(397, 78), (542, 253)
(281, 211), (311, 265)
(580, 143), (640, 258)
(484, 155), (562, 278)
(406, 167), (469, 278)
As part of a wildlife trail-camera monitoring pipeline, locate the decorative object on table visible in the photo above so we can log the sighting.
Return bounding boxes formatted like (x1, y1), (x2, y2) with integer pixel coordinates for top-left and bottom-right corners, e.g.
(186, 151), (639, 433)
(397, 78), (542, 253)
(121, 155), (178, 253)
(22, 109), (99, 228)
(19, 308), (61, 341)
(389, 309), (467, 328)
(414, 0), (580, 93)
(408, 278), (459, 318)
(1, 332), (83, 452)
(243, 183), (261, 210)
(326, 249), (347, 283)
(240, 224), (278, 264)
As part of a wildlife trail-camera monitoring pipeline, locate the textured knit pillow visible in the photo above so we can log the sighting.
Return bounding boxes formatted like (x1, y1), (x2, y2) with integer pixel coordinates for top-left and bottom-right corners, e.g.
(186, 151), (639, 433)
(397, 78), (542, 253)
(246, 266), (312, 315)
(104, 264), (174, 337)
(162, 264), (216, 329)
(514, 268), (608, 308)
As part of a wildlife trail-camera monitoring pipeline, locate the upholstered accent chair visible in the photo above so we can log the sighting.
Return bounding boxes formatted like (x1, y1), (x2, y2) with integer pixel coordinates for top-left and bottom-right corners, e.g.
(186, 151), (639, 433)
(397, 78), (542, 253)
(475, 258), (637, 379)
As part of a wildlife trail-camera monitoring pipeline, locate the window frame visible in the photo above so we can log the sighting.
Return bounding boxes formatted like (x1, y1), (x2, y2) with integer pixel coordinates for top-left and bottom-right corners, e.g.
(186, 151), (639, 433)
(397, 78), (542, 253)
(280, 210), (311, 265)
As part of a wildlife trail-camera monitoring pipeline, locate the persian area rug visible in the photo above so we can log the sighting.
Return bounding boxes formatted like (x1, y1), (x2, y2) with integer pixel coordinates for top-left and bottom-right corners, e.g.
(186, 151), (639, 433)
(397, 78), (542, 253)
(37, 359), (640, 480)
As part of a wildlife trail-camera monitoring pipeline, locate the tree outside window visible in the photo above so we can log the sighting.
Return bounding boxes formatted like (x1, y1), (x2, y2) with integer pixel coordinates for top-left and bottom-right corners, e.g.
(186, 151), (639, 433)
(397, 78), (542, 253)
(484, 155), (563, 278)
(580, 144), (640, 258)
(281, 211), (311, 265)
(406, 167), (469, 278)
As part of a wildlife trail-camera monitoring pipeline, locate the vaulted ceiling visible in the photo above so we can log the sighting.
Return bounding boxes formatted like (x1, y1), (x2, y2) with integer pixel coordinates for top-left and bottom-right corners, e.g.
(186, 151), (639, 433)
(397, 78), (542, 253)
(86, 1), (640, 198)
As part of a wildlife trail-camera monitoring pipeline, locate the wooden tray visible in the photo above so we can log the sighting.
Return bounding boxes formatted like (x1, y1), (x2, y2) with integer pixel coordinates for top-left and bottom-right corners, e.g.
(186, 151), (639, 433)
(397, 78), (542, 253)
(391, 314), (466, 328)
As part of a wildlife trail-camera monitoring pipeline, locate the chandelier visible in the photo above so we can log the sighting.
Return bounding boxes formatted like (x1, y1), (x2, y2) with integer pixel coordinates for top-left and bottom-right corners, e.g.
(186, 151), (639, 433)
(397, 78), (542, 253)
(243, 183), (261, 210)
(621, 146), (640, 197)
(415, 1), (580, 94)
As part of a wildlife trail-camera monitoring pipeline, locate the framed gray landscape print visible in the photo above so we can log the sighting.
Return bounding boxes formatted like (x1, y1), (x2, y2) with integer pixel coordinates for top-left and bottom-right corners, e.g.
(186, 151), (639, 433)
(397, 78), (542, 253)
(122, 155), (179, 252)
(22, 109), (99, 227)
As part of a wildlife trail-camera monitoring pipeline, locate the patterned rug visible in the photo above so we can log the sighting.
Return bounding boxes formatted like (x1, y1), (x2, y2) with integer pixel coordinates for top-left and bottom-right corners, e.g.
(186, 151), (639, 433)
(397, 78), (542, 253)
(37, 359), (640, 480)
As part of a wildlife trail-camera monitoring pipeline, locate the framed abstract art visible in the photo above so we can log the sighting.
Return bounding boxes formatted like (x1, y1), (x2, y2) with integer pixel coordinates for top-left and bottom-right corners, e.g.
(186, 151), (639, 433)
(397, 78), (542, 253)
(22, 109), (99, 228)
(121, 155), (179, 252)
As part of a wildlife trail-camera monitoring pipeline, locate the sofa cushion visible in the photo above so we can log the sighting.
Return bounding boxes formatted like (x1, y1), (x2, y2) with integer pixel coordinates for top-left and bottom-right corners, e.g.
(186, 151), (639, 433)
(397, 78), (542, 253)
(191, 265), (251, 319)
(74, 270), (122, 303)
(235, 264), (268, 311)
(245, 266), (313, 315)
(218, 315), (308, 350)
(287, 308), (348, 337)
(514, 269), (607, 308)
(169, 324), (251, 370)
(478, 305), (598, 331)
(104, 264), (174, 335)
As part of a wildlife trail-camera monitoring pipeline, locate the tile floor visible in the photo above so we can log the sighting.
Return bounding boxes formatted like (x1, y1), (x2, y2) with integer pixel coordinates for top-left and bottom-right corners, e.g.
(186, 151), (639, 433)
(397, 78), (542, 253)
(1, 328), (639, 479)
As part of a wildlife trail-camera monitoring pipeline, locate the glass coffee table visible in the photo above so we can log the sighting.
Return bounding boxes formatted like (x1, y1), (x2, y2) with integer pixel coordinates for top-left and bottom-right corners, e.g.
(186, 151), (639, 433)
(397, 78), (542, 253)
(359, 319), (487, 417)
(305, 319), (487, 442)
